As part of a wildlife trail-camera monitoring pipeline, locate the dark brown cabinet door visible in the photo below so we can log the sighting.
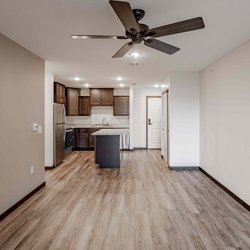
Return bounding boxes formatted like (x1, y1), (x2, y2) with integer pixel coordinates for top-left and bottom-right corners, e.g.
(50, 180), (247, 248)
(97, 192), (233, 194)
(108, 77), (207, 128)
(89, 128), (99, 147)
(113, 96), (129, 116)
(90, 89), (102, 106)
(66, 88), (80, 116)
(72, 129), (76, 149)
(79, 96), (91, 116)
(90, 88), (114, 106)
(76, 129), (89, 149)
(54, 82), (65, 104)
(101, 89), (113, 106)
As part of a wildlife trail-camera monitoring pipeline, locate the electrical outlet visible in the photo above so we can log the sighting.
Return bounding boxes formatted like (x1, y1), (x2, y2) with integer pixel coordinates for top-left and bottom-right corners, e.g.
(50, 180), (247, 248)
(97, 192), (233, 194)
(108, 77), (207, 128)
(30, 166), (34, 175)
(38, 126), (42, 133)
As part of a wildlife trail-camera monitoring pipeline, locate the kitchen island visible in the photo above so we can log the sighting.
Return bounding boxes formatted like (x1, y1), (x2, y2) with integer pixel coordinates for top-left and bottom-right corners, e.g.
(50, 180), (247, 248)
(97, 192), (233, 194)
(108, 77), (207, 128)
(64, 124), (129, 151)
(92, 129), (129, 168)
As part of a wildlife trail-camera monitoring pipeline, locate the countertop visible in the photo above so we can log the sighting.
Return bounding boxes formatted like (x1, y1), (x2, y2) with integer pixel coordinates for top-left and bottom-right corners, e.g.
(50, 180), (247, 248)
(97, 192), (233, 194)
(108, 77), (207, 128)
(66, 124), (129, 129)
(92, 129), (130, 136)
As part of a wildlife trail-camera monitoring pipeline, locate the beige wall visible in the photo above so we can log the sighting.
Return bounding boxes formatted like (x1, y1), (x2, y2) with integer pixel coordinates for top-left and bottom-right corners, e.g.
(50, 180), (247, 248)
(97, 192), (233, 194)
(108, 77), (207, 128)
(168, 72), (200, 167)
(0, 34), (45, 215)
(200, 41), (250, 205)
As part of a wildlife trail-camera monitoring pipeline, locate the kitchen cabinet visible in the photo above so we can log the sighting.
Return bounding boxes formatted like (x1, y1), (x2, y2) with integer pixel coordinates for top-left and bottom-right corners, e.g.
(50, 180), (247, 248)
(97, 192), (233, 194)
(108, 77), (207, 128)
(101, 89), (113, 106)
(54, 82), (65, 104)
(79, 96), (91, 116)
(90, 89), (102, 105)
(89, 128), (100, 147)
(113, 96), (129, 116)
(90, 88), (114, 106)
(75, 128), (89, 149)
(66, 87), (80, 116)
(72, 129), (76, 149)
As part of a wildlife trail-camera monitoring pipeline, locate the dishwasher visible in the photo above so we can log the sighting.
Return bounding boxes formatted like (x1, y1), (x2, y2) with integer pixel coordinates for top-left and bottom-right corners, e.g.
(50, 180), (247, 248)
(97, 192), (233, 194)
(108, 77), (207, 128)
(120, 134), (130, 150)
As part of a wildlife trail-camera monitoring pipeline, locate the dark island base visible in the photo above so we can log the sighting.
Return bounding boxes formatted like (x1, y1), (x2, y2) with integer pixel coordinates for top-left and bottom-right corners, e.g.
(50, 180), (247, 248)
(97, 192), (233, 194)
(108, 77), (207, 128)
(95, 135), (120, 168)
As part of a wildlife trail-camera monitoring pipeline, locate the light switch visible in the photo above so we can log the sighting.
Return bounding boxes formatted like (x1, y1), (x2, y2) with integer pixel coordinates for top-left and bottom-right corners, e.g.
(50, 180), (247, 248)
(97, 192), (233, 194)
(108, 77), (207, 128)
(33, 123), (39, 132)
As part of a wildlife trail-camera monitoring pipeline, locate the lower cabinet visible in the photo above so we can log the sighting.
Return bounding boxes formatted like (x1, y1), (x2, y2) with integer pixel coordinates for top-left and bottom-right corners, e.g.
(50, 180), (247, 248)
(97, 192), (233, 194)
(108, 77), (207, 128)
(75, 128), (89, 149)
(75, 128), (100, 149)
(89, 128), (100, 148)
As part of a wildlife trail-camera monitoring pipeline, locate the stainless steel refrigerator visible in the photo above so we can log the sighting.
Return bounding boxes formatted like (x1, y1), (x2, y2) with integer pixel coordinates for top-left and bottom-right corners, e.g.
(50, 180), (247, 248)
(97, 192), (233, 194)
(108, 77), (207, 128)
(53, 103), (66, 166)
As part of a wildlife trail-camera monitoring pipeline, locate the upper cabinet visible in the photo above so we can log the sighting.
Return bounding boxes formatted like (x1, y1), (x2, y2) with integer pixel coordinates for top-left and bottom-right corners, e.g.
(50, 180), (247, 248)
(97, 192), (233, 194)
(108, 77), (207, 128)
(54, 82), (65, 104)
(56, 86), (127, 116)
(79, 96), (91, 116)
(113, 96), (129, 116)
(90, 89), (102, 106)
(66, 87), (80, 116)
(90, 88), (114, 106)
(101, 89), (113, 106)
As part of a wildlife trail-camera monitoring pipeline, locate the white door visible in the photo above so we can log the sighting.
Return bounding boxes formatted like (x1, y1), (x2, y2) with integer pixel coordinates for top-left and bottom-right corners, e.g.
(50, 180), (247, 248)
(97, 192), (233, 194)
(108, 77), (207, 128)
(161, 92), (168, 162)
(147, 97), (162, 148)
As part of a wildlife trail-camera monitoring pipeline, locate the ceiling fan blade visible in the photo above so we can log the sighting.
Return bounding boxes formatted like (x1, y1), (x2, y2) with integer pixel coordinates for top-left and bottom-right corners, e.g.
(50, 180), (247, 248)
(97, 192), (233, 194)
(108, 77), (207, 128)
(144, 39), (180, 55)
(109, 0), (140, 33)
(112, 42), (134, 58)
(71, 35), (127, 39)
(147, 17), (205, 38)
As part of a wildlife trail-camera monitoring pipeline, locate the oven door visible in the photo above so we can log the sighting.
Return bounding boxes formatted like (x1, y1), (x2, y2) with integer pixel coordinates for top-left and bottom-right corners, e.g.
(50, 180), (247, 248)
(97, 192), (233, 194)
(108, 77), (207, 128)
(65, 128), (74, 157)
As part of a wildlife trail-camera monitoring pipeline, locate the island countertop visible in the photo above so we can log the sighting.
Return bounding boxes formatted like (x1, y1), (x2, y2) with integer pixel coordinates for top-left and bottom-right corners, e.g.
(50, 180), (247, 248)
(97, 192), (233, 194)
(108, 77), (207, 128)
(92, 128), (130, 136)
(66, 124), (129, 129)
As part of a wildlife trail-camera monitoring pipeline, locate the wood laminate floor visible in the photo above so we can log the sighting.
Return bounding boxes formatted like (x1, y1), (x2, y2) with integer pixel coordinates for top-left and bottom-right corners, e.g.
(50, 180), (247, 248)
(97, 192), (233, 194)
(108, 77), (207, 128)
(0, 150), (249, 250)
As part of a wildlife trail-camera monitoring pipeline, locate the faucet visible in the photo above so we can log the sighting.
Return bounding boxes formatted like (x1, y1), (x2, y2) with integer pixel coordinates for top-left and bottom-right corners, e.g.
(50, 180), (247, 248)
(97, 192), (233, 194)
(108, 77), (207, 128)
(102, 118), (107, 126)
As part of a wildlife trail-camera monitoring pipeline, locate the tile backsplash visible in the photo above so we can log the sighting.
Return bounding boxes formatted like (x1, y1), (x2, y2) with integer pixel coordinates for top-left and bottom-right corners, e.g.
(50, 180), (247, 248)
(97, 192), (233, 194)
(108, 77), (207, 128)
(66, 106), (129, 126)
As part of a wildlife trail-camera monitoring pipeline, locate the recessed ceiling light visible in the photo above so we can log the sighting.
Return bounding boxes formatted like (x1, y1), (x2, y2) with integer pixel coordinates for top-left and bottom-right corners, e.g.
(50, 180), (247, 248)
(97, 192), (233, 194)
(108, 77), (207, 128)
(130, 52), (140, 58)
(119, 83), (124, 87)
(161, 84), (167, 88)
(116, 77), (122, 81)
(154, 84), (159, 88)
(71, 35), (79, 39)
(84, 83), (89, 87)
(74, 77), (80, 81)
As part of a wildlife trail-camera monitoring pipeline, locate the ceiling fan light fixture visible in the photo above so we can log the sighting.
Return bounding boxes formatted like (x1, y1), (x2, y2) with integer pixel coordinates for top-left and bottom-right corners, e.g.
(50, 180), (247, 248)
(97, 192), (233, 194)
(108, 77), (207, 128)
(130, 51), (140, 58)
(71, 1), (205, 58)
(130, 61), (139, 67)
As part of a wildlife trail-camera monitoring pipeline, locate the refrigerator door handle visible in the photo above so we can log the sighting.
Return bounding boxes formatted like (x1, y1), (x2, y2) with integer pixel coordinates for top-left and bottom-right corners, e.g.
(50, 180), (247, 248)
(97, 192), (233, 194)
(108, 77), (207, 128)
(62, 105), (66, 124)
(63, 123), (66, 142)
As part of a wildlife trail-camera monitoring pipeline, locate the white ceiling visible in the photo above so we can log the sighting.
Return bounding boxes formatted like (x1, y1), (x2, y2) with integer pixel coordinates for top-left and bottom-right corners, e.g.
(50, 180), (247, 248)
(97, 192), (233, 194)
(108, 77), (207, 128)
(1, 0), (250, 87)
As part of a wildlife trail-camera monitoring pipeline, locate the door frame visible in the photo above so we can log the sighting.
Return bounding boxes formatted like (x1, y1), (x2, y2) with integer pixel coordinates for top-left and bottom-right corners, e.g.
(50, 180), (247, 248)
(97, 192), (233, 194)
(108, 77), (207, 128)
(146, 96), (161, 149)
(162, 89), (170, 164)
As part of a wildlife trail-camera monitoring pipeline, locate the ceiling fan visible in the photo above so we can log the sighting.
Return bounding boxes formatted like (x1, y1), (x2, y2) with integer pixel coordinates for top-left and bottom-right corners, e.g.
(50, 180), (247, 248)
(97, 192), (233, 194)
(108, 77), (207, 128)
(71, 0), (205, 58)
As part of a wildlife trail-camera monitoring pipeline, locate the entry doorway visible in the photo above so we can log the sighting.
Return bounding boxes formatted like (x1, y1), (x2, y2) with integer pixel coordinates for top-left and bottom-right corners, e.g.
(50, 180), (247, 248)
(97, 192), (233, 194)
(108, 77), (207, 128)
(146, 96), (162, 149)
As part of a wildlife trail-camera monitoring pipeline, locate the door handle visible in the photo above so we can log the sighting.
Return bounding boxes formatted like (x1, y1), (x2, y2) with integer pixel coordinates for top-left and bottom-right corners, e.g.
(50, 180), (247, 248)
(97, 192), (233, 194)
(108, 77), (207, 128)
(148, 118), (152, 125)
